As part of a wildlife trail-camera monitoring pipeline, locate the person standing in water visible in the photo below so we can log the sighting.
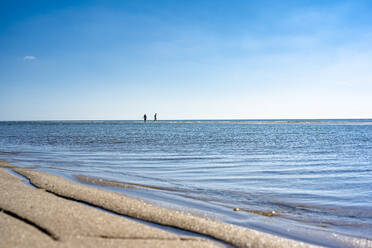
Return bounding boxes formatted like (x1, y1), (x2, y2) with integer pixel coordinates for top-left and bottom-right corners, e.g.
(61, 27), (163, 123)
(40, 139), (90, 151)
(154, 113), (157, 121)
(143, 114), (147, 122)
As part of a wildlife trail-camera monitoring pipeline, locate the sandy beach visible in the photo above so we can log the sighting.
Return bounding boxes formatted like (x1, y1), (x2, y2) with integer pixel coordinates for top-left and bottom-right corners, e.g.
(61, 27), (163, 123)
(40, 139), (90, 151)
(0, 160), (324, 248)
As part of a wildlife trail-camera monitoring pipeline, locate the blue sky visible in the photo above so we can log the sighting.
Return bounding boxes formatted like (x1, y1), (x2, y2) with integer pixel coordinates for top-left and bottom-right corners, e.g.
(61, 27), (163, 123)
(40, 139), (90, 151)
(1, 0), (372, 120)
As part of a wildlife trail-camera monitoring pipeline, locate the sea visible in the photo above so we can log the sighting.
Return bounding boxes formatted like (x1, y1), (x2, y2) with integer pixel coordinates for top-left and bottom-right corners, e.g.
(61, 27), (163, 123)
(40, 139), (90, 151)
(0, 119), (371, 247)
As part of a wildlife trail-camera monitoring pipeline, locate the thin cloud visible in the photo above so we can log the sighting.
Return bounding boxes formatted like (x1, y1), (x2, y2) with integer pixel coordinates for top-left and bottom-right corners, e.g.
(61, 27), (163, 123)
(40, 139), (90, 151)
(24, 56), (36, 60)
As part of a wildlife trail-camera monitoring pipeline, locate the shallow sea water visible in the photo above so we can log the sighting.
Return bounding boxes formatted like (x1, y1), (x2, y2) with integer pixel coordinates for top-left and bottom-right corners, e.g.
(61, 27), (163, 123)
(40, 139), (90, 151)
(0, 120), (371, 247)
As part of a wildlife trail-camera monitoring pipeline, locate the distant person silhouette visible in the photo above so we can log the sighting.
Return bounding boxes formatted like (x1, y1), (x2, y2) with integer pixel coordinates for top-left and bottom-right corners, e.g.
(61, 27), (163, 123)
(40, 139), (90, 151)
(154, 113), (158, 121)
(143, 114), (147, 123)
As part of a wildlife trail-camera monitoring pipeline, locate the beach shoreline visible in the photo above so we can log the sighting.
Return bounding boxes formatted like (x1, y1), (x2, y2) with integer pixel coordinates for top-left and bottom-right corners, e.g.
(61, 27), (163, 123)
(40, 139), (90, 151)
(0, 160), (325, 248)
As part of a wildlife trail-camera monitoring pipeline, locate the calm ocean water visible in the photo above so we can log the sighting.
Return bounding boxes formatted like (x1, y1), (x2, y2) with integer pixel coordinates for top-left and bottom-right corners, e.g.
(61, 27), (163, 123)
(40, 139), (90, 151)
(1, 120), (371, 247)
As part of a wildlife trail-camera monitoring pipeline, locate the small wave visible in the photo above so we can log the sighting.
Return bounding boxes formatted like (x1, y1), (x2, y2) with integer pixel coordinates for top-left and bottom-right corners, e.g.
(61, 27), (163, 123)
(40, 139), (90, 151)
(135, 156), (222, 161)
(74, 174), (188, 193)
(273, 201), (372, 218)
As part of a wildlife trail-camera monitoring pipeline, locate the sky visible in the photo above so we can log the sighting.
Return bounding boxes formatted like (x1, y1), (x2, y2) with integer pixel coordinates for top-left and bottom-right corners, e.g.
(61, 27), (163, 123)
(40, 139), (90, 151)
(1, 0), (372, 120)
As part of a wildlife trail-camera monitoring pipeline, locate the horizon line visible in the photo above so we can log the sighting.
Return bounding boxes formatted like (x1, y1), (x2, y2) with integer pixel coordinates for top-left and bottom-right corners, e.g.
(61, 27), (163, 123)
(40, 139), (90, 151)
(1, 118), (372, 122)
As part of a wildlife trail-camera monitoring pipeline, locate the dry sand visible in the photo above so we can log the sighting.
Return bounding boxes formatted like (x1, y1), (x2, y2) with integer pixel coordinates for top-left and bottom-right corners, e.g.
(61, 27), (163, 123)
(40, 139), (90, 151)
(0, 161), (322, 248)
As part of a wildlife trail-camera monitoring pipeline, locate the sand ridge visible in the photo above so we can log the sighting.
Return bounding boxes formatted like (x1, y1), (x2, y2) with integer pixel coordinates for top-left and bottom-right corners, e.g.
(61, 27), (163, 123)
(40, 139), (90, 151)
(0, 163), (221, 248)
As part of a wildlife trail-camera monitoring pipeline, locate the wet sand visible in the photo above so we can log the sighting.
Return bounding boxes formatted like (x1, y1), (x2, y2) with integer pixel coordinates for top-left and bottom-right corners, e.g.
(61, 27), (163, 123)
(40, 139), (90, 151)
(0, 161), (321, 248)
